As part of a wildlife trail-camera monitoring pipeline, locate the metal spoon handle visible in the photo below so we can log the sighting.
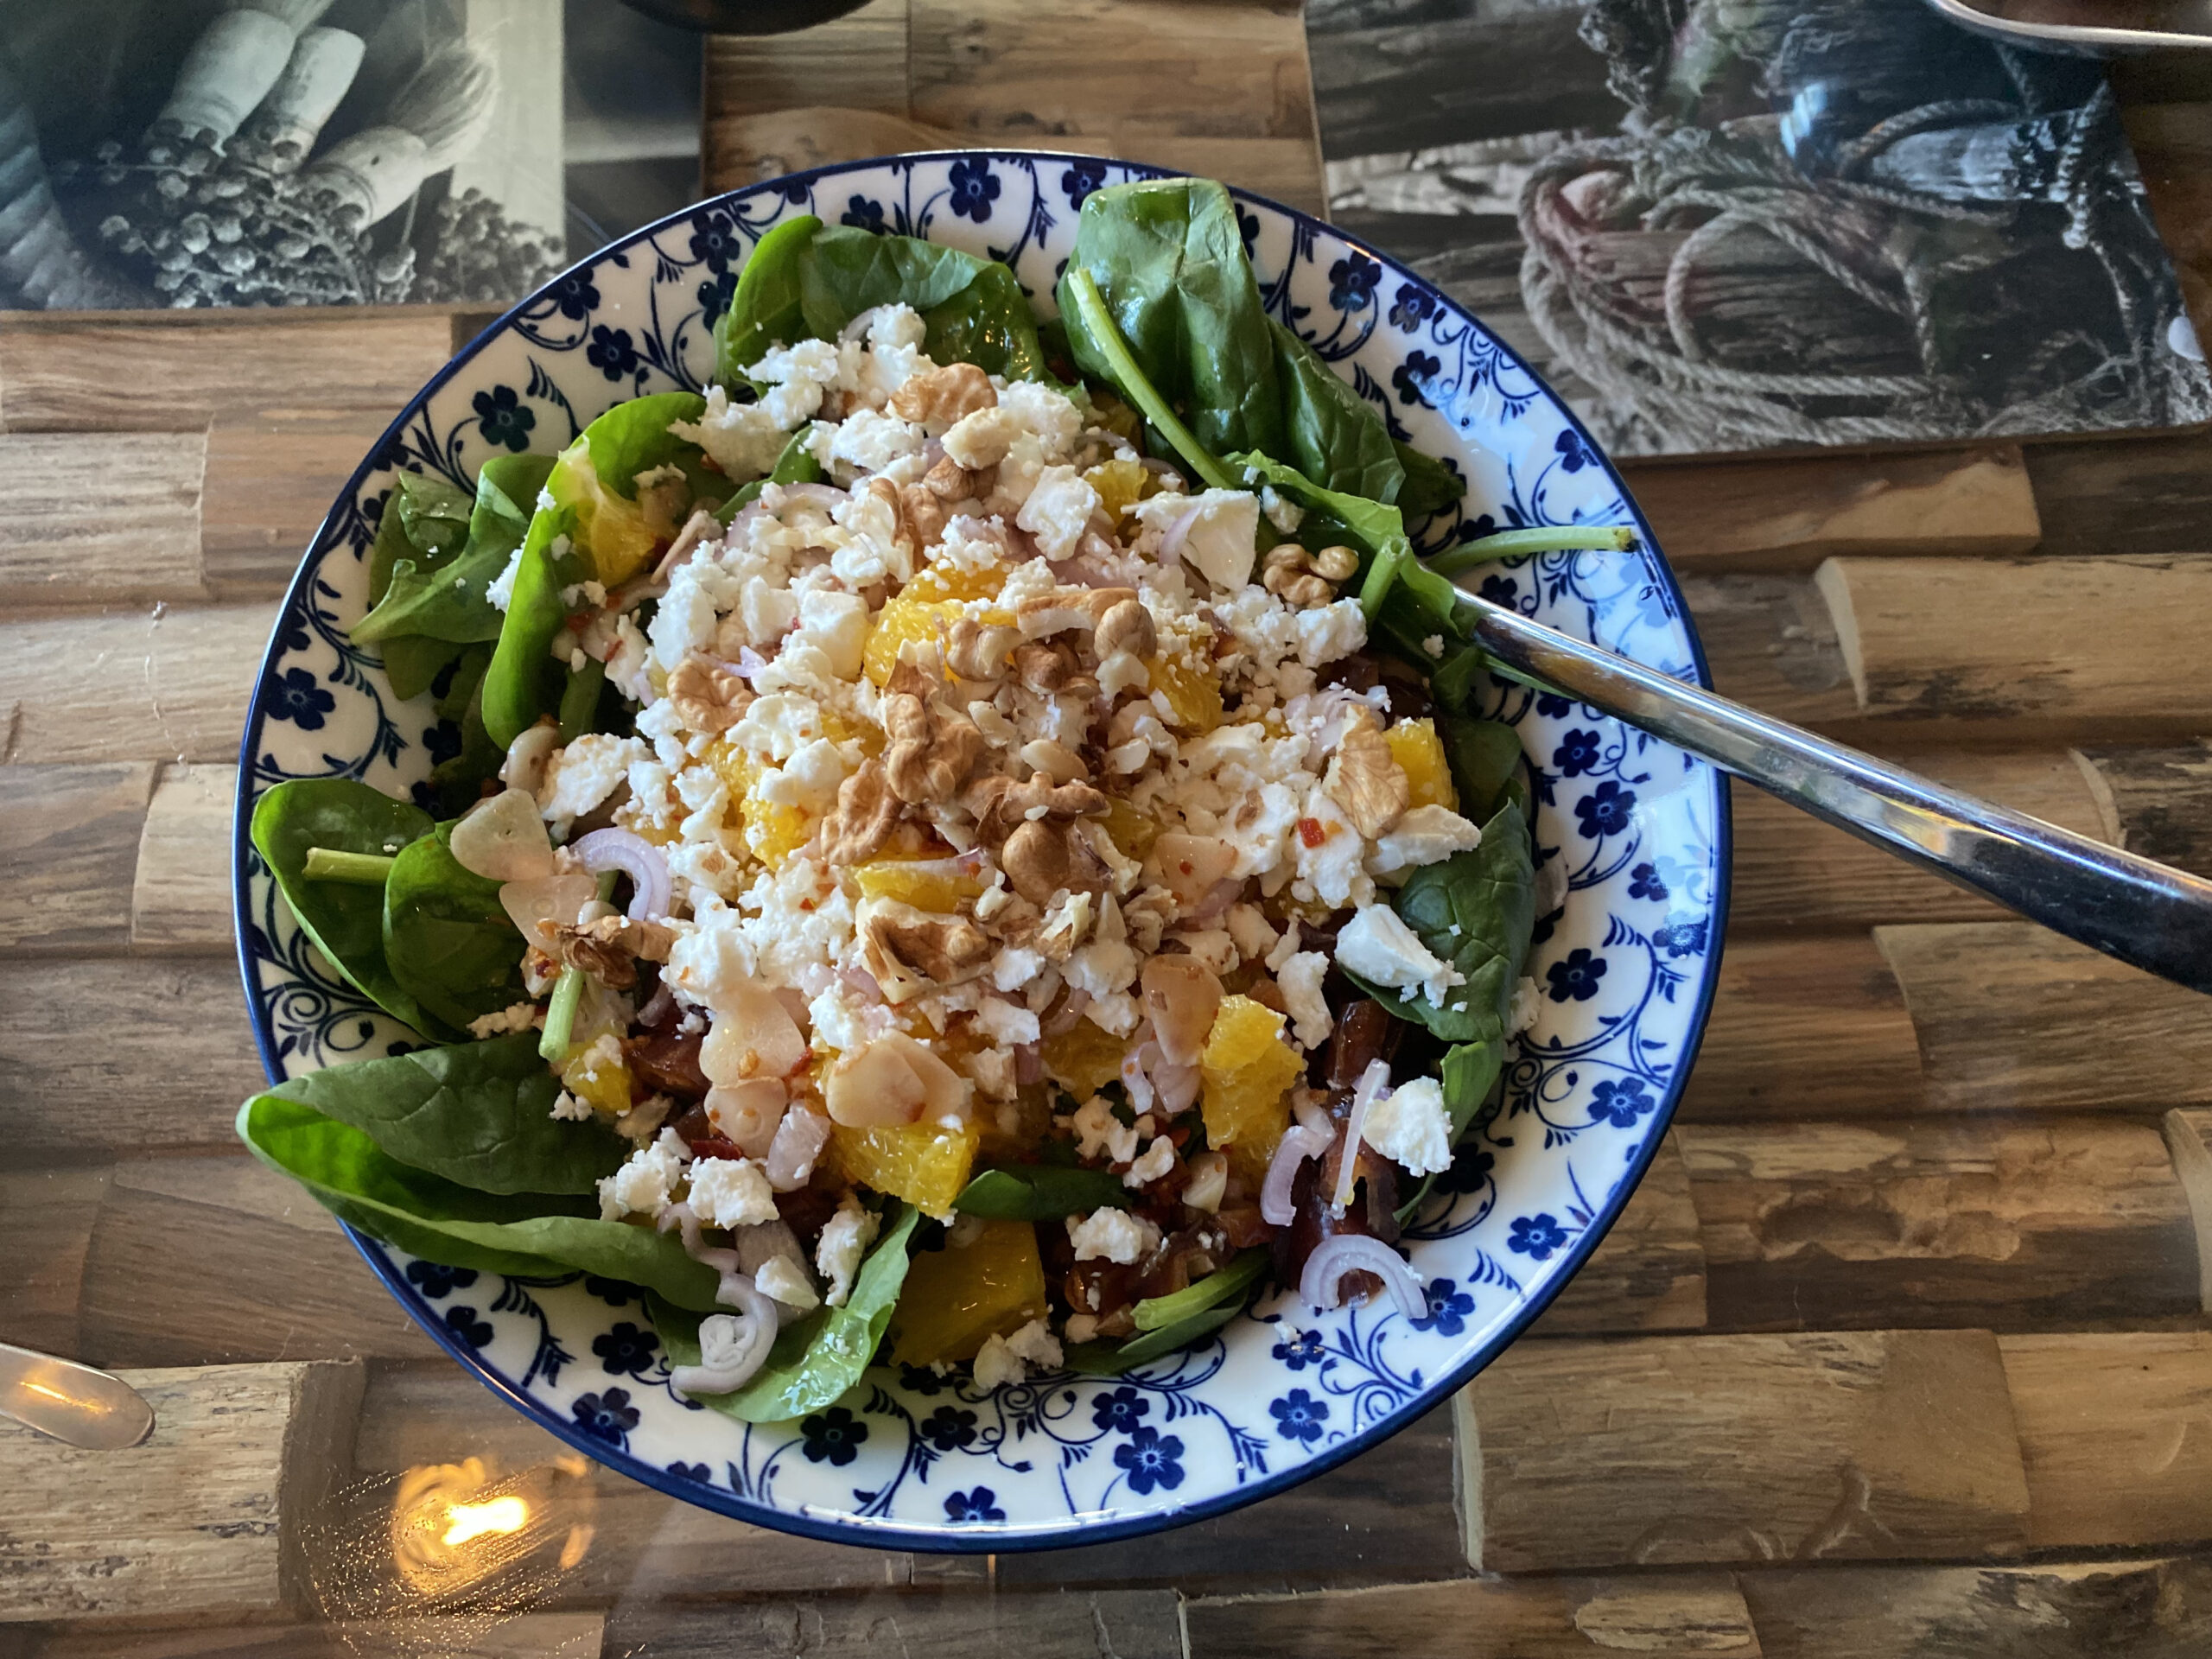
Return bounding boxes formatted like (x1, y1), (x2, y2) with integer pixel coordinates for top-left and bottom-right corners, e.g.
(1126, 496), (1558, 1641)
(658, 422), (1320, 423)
(0, 1339), (156, 1450)
(1454, 588), (2212, 995)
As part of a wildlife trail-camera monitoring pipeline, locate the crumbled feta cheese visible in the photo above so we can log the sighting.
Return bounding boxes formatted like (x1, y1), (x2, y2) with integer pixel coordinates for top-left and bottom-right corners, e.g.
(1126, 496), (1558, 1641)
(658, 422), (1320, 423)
(974, 1317), (1063, 1390)
(1155, 488), (1259, 591)
(827, 407), (925, 476)
(485, 546), (524, 612)
(686, 1154), (779, 1229)
(468, 1001), (541, 1039)
(1071, 1094), (1140, 1166)
(1014, 464), (1102, 560)
(756, 735), (849, 817)
(1225, 903), (1279, 962)
(1360, 1077), (1454, 1175)
(1422, 633), (1446, 659)
(1335, 904), (1465, 1009)
(941, 404), (1019, 469)
(1066, 1206), (1161, 1265)
(816, 1194), (880, 1307)
(550, 1090), (594, 1122)
(1510, 975), (1543, 1034)
(755, 1253), (821, 1312)
(1370, 804), (1484, 876)
(1277, 950), (1333, 1049)
(1290, 599), (1367, 668)
(596, 1128), (690, 1221)
(990, 944), (1046, 993)
(671, 385), (789, 480)
(1124, 1135), (1176, 1188)
(998, 380), (1084, 457)
(975, 996), (1040, 1046)
(1260, 484), (1304, 535)
(538, 734), (647, 833)
(795, 588), (868, 681)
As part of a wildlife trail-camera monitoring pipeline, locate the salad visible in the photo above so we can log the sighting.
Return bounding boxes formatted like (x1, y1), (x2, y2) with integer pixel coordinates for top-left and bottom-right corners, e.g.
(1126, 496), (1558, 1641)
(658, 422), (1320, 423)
(240, 177), (1611, 1419)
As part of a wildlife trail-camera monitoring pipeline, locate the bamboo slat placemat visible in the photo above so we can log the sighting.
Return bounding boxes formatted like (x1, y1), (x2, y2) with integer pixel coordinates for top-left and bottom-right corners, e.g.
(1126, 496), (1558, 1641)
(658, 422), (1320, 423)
(4, 8), (2212, 1655)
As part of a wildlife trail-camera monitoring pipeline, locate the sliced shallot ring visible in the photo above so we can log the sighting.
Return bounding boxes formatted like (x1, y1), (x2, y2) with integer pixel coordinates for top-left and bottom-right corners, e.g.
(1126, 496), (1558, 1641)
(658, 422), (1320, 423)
(1300, 1233), (1429, 1323)
(1040, 987), (1091, 1038)
(766, 1105), (832, 1192)
(670, 1281), (779, 1395)
(1158, 501), (1203, 567)
(1332, 1061), (1391, 1215)
(570, 827), (671, 921)
(1260, 1124), (1332, 1226)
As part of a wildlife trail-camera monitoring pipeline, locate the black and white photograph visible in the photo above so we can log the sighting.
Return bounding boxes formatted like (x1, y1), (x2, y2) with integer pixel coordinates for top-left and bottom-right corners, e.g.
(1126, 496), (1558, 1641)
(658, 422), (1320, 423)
(1313, 0), (2212, 454)
(0, 0), (707, 312)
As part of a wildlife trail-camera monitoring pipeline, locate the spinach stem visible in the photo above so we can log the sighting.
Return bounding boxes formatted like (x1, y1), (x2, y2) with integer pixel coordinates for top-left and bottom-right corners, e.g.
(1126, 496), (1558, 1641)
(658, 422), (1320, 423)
(1427, 524), (1637, 577)
(302, 848), (397, 884)
(1357, 541), (1409, 617)
(537, 870), (619, 1063)
(1062, 267), (1235, 491)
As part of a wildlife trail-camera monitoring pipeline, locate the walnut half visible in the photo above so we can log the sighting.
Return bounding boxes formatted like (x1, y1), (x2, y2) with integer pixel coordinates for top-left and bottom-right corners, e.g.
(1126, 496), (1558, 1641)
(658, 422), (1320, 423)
(821, 759), (901, 865)
(883, 691), (988, 804)
(887, 362), (996, 426)
(1325, 710), (1411, 838)
(858, 895), (995, 1002)
(667, 654), (752, 734)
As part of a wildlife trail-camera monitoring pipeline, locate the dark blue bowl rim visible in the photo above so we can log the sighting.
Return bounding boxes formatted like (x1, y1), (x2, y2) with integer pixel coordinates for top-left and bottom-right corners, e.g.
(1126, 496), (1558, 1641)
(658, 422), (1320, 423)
(232, 147), (1733, 1555)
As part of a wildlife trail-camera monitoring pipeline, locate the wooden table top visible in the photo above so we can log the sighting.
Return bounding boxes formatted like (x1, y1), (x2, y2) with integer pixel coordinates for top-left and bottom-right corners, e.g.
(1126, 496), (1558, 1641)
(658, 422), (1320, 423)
(5, 5), (2212, 1654)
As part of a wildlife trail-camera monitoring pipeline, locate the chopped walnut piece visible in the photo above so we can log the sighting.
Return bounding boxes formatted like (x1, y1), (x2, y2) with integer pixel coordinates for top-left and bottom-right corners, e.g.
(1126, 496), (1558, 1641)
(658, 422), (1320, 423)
(1014, 586), (1138, 642)
(546, 912), (677, 989)
(887, 362), (997, 425)
(946, 618), (1019, 682)
(1003, 817), (1112, 906)
(898, 483), (948, 549)
(1325, 710), (1411, 837)
(1011, 640), (1094, 700)
(923, 453), (996, 501)
(1262, 544), (1356, 608)
(821, 759), (902, 865)
(964, 773), (1109, 843)
(883, 691), (988, 804)
(1094, 598), (1156, 660)
(666, 654), (752, 734)
(858, 896), (995, 1001)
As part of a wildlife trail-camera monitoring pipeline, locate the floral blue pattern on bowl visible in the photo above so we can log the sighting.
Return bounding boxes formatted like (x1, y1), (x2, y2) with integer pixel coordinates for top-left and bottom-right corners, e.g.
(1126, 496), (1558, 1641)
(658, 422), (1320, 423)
(232, 150), (1731, 1551)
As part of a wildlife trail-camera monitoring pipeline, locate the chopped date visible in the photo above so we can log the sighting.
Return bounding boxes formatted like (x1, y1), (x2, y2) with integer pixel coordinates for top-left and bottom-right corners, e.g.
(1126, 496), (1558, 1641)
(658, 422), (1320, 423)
(626, 1027), (710, 1099)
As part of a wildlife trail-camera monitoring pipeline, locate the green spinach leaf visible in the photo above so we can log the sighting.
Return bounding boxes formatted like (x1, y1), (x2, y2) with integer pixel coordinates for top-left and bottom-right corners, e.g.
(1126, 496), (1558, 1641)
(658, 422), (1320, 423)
(1062, 1301), (1243, 1375)
(355, 454), (556, 648)
(424, 668), (505, 818)
(577, 390), (711, 503)
(1057, 177), (1284, 462)
(1227, 450), (1459, 626)
(954, 1165), (1131, 1221)
(367, 471), (472, 607)
(652, 1203), (922, 1421)
(382, 821), (527, 1038)
(1130, 1249), (1266, 1332)
(796, 226), (1053, 381)
(714, 213), (821, 383)
(1341, 798), (1536, 1046)
(379, 634), (467, 703)
(1437, 714), (1523, 826)
(238, 1095), (721, 1308)
(1272, 319), (1402, 503)
(1394, 440), (1463, 521)
(251, 779), (442, 1038)
(480, 500), (582, 749)
(264, 1031), (621, 1195)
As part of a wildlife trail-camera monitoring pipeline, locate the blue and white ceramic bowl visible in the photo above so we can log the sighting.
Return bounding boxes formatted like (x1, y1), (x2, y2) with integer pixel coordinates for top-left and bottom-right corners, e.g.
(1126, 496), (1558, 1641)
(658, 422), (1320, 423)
(234, 151), (1729, 1550)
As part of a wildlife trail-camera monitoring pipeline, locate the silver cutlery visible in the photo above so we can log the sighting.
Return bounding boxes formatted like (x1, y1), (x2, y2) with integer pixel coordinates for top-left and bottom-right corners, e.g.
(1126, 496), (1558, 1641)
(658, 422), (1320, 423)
(0, 1339), (156, 1451)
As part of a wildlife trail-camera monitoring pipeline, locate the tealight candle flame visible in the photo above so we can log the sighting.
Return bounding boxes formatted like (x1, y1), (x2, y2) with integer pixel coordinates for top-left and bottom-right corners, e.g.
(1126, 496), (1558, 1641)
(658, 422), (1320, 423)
(440, 1496), (530, 1548)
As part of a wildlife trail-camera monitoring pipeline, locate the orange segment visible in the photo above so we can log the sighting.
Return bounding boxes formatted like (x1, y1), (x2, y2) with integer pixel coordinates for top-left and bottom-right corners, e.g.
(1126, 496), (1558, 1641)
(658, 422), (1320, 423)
(560, 1041), (632, 1116)
(708, 738), (809, 868)
(850, 856), (987, 912)
(1148, 654), (1223, 734)
(829, 1117), (980, 1220)
(888, 1217), (1049, 1365)
(1041, 1020), (1127, 1099)
(904, 563), (1007, 604)
(1083, 457), (1147, 522)
(1199, 995), (1300, 1186)
(1389, 719), (1458, 812)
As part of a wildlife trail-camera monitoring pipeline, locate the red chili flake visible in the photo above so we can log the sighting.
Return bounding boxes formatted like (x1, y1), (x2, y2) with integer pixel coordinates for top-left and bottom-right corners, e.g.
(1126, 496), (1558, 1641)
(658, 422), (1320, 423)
(1297, 817), (1328, 848)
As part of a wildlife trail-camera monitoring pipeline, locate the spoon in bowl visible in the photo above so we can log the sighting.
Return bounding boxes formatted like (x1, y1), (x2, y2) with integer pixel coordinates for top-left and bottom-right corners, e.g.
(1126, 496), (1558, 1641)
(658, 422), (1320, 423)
(0, 1340), (156, 1450)
(1446, 582), (2212, 996)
